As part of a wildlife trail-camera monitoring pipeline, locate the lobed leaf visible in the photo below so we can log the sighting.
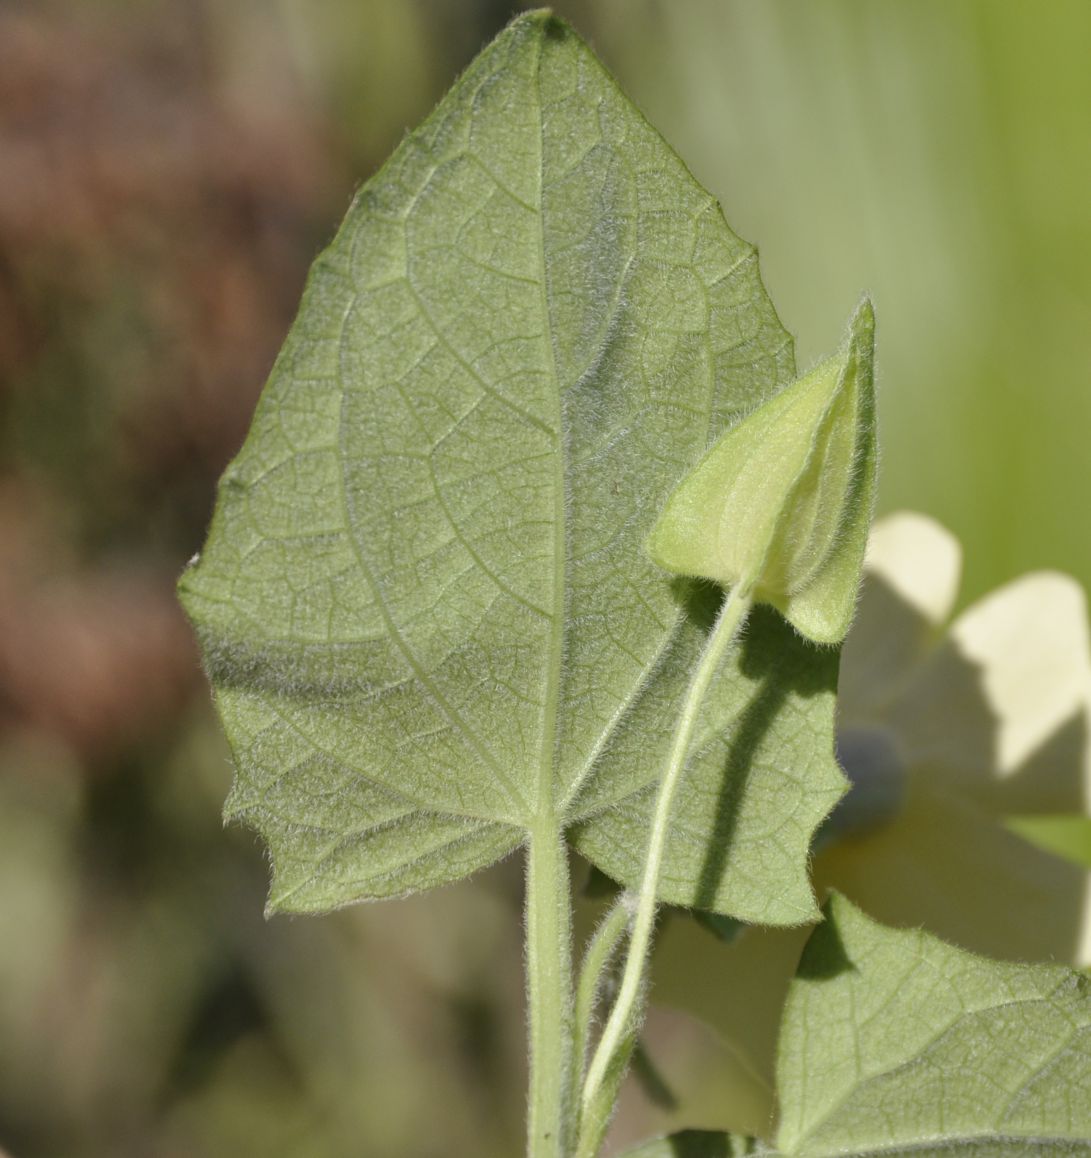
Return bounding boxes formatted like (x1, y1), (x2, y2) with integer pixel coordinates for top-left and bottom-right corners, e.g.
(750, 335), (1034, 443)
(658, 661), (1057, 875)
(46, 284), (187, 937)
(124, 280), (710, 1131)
(179, 11), (843, 921)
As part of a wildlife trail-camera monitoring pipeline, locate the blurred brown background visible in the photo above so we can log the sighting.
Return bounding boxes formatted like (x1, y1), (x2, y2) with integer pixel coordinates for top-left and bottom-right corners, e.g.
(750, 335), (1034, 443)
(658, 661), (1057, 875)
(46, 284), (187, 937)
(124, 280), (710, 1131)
(2, 2), (1089, 1155)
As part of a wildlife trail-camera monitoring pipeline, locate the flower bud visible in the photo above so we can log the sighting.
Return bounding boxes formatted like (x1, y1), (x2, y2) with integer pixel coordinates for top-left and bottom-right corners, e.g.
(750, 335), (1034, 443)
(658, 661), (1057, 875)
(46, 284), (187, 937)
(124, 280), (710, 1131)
(647, 299), (876, 643)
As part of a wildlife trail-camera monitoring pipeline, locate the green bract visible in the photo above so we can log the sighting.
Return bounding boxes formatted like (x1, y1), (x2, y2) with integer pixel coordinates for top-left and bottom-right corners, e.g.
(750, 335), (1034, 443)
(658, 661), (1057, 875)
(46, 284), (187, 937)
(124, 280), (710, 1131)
(177, 10), (844, 923)
(646, 302), (876, 643)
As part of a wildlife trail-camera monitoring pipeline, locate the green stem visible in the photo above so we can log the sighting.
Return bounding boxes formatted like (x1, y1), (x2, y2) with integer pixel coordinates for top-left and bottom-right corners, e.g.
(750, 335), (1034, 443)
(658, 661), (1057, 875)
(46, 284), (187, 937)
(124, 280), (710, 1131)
(526, 821), (574, 1158)
(578, 582), (753, 1151)
(572, 900), (631, 1093)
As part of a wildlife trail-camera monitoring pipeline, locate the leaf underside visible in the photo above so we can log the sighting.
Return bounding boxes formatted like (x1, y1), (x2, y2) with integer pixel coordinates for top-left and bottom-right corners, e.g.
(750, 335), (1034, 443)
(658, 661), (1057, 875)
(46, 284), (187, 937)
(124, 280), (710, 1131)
(775, 895), (1091, 1156)
(179, 12), (844, 923)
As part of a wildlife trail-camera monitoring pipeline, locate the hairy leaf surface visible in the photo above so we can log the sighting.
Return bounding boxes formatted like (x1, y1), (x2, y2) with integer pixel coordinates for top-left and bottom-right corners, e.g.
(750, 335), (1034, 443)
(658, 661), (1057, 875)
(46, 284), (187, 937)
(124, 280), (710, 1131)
(776, 895), (1091, 1156)
(179, 11), (844, 920)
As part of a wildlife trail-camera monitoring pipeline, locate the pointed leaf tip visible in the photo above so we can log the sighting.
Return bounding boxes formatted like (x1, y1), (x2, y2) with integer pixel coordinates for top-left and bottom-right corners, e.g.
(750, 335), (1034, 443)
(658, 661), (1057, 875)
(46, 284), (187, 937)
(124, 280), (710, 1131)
(647, 302), (877, 643)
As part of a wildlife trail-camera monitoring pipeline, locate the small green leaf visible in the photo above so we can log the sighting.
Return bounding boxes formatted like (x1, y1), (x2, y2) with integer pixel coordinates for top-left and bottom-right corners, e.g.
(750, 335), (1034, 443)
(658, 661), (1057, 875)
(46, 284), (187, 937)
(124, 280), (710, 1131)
(776, 894), (1091, 1156)
(619, 1131), (760, 1157)
(647, 302), (876, 644)
(179, 11), (843, 922)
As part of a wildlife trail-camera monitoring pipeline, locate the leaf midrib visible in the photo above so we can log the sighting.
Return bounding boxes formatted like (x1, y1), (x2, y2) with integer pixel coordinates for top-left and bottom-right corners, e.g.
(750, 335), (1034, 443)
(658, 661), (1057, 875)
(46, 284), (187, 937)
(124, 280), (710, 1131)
(533, 34), (718, 829)
(533, 25), (569, 836)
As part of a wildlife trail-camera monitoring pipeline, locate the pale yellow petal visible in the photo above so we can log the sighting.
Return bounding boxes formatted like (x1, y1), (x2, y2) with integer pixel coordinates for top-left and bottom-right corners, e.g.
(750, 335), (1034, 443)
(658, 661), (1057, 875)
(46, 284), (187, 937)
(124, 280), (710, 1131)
(865, 510), (962, 626)
(880, 632), (1000, 803)
(951, 571), (1091, 786)
(838, 511), (961, 724)
(885, 571), (1091, 814)
(814, 781), (1091, 966)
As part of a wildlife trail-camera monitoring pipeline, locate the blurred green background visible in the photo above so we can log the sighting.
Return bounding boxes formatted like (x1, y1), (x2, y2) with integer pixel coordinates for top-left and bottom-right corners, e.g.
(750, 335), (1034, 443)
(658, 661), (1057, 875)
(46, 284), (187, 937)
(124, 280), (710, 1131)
(1, 2), (1088, 1155)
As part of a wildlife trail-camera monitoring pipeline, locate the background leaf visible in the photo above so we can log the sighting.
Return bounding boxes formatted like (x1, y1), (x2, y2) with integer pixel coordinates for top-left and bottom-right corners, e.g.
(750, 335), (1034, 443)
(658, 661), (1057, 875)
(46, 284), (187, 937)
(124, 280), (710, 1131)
(179, 11), (843, 920)
(776, 894), (1091, 1156)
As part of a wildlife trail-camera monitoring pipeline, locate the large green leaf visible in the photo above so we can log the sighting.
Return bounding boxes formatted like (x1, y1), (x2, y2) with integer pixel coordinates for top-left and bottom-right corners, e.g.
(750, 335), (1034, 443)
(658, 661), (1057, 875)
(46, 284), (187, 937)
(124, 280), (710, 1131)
(179, 11), (844, 921)
(776, 894), (1091, 1155)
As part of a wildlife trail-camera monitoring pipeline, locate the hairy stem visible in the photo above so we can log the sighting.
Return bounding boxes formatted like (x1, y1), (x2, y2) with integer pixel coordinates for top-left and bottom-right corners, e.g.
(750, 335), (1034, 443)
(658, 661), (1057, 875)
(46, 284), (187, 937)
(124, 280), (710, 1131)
(526, 821), (574, 1157)
(572, 899), (631, 1092)
(578, 583), (753, 1151)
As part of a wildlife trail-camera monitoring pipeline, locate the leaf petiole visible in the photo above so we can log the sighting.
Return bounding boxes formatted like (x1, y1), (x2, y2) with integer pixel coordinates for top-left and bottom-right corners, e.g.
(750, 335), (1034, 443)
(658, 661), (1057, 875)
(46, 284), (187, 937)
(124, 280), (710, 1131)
(526, 823), (575, 1158)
